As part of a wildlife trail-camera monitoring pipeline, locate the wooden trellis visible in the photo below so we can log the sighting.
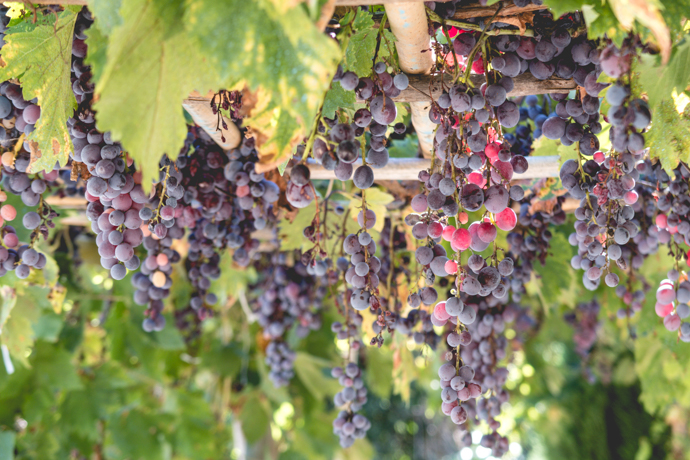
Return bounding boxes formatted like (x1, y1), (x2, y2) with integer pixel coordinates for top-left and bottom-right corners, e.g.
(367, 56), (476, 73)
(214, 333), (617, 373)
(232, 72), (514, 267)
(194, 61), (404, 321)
(32, 0), (564, 180)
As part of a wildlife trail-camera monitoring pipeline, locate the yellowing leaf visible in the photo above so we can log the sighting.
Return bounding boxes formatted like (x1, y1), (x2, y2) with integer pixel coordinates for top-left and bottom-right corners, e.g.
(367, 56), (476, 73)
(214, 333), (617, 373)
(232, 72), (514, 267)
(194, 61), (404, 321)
(186, 0), (341, 170)
(608, 0), (671, 64)
(647, 99), (690, 173)
(638, 37), (690, 109)
(0, 7), (79, 173)
(93, 0), (220, 191)
(348, 187), (394, 233)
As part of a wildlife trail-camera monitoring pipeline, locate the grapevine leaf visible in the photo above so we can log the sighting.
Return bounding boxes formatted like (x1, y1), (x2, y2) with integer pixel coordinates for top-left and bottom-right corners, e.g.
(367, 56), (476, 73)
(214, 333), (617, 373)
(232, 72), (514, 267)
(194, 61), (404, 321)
(93, 0), (220, 191)
(533, 232), (574, 307)
(546, 0), (592, 19)
(293, 352), (341, 401)
(607, 0), (671, 64)
(376, 29), (397, 65)
(31, 341), (83, 391)
(558, 143), (579, 167)
(60, 388), (103, 442)
(638, 36), (690, 109)
(343, 10), (377, 78)
(83, 19), (109, 84)
(347, 187), (394, 233)
(108, 409), (167, 460)
(32, 312), (62, 343)
(581, 4), (628, 48)
(0, 285), (49, 367)
(646, 99), (690, 173)
(531, 136), (560, 158)
(0, 7), (79, 173)
(0, 286), (17, 334)
(388, 135), (419, 158)
(364, 346), (393, 398)
(322, 83), (355, 119)
(279, 202), (317, 252)
(186, 0), (341, 171)
(88, 0), (123, 34)
(657, 0), (690, 38)
(238, 393), (270, 444)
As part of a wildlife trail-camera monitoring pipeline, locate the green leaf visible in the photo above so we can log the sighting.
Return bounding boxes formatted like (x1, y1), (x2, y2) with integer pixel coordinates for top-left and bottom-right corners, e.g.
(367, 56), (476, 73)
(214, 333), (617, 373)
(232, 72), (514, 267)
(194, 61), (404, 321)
(0, 285), (48, 367)
(94, 0), (219, 191)
(186, 0), (341, 169)
(31, 342), (83, 391)
(108, 409), (167, 460)
(557, 142), (579, 168)
(322, 83), (356, 120)
(364, 346), (393, 398)
(646, 99), (690, 173)
(0, 8), (79, 173)
(638, 36), (690, 109)
(0, 286), (17, 334)
(582, 3), (627, 48)
(531, 136), (560, 158)
(388, 135), (419, 158)
(293, 352), (341, 401)
(84, 19), (109, 84)
(0, 430), (15, 460)
(239, 393), (270, 444)
(279, 202), (317, 252)
(32, 312), (63, 342)
(88, 0), (123, 34)
(344, 11), (377, 78)
(348, 187), (394, 233)
(546, 0), (591, 19)
(533, 232), (574, 307)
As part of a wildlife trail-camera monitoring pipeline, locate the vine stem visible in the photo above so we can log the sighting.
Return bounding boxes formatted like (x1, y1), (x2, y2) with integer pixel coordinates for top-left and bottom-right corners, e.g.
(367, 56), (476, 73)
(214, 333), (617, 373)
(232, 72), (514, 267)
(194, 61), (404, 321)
(454, 4), (504, 85)
(301, 101), (325, 163)
(427, 9), (535, 37)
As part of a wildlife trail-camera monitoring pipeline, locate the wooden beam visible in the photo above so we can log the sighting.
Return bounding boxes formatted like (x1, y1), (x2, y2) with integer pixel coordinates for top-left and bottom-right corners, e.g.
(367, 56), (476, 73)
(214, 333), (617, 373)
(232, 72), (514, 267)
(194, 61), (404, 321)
(451, 1), (547, 20)
(306, 156), (560, 181)
(366, 73), (576, 103)
(188, 74), (575, 106)
(182, 97), (242, 151)
(385, 2), (437, 157)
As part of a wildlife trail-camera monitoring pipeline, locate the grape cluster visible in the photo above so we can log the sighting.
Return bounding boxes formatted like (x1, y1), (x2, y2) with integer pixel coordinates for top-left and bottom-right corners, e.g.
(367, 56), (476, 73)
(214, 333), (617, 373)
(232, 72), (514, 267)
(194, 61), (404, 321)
(342, 210), (382, 312)
(67, 14), (152, 281)
(287, 61), (409, 209)
(254, 256), (324, 387)
(502, 94), (545, 156)
(507, 198), (566, 300)
(131, 230), (184, 332)
(564, 299), (601, 360)
(656, 275), (690, 342)
(561, 94), (649, 291)
(331, 362), (371, 448)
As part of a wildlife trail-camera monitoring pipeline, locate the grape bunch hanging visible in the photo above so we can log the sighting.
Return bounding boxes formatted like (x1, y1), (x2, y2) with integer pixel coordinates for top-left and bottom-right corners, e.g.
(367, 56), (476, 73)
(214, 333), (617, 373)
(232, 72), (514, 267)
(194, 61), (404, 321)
(0, 2), (688, 459)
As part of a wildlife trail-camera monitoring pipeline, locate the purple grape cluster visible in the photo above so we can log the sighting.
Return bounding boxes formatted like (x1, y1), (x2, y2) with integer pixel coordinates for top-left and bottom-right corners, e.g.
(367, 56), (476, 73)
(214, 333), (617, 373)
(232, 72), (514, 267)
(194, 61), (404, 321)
(342, 209), (383, 322)
(506, 198), (567, 300)
(254, 256), (324, 387)
(331, 362), (371, 448)
(564, 299), (601, 361)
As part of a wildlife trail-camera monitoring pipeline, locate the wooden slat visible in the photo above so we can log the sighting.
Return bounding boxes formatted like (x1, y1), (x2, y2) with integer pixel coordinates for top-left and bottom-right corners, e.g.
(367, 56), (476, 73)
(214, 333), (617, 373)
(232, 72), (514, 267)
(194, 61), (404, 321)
(306, 156), (560, 181)
(182, 97), (242, 150)
(369, 73), (576, 103)
(452, 1), (547, 20)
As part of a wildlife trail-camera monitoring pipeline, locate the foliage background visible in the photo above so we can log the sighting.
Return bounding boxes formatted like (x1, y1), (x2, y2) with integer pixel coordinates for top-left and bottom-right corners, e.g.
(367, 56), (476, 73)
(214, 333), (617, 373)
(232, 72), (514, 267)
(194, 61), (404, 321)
(0, 0), (688, 459)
